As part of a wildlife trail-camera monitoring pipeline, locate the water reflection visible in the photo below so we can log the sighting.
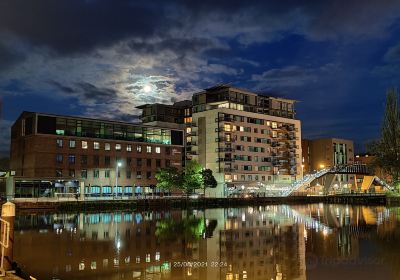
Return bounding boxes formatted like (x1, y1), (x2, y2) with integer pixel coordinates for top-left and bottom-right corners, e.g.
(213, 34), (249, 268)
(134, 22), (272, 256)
(14, 204), (400, 280)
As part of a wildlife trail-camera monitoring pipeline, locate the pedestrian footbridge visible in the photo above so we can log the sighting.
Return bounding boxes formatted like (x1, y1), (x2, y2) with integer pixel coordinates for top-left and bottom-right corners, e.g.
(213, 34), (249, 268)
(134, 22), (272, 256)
(260, 164), (392, 197)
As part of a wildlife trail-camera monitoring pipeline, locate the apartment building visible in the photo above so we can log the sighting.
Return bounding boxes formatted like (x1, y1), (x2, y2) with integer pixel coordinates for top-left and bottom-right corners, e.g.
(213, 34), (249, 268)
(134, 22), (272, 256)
(189, 85), (302, 197)
(10, 111), (184, 198)
(301, 138), (354, 173)
(301, 138), (355, 191)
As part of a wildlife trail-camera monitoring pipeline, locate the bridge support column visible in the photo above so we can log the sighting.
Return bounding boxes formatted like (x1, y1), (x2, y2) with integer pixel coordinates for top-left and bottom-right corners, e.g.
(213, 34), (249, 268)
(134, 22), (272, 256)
(1, 202), (15, 272)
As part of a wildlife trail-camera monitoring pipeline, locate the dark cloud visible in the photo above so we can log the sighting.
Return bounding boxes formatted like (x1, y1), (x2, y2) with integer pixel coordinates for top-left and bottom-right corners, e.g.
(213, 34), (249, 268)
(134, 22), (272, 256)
(48, 80), (75, 94)
(252, 66), (317, 90)
(0, 0), (170, 55)
(76, 82), (118, 103)
(124, 37), (225, 56)
(1, 0), (399, 56)
(0, 42), (25, 73)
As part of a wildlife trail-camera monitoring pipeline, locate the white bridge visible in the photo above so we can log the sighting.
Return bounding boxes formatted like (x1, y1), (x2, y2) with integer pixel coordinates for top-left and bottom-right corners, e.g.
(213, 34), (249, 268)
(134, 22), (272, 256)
(231, 164), (393, 197)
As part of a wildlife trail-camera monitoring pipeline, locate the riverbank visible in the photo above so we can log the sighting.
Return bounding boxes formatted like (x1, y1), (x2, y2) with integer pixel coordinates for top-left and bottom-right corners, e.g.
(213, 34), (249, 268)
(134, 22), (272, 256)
(11, 194), (392, 212)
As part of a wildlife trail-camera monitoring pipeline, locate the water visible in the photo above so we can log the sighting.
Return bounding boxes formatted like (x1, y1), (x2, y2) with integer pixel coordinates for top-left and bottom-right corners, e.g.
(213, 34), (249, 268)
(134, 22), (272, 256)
(13, 204), (400, 280)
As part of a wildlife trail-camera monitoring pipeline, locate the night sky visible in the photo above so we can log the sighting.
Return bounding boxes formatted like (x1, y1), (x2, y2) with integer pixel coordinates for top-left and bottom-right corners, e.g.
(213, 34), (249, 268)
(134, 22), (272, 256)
(1, 0), (400, 156)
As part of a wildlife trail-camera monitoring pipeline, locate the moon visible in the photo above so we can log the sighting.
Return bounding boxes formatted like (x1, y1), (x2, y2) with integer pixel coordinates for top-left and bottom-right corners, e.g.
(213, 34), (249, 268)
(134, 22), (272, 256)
(143, 84), (152, 93)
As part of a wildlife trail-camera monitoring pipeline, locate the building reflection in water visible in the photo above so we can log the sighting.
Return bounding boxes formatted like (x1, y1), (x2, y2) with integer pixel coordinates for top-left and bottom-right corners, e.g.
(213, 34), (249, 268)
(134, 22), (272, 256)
(13, 204), (398, 280)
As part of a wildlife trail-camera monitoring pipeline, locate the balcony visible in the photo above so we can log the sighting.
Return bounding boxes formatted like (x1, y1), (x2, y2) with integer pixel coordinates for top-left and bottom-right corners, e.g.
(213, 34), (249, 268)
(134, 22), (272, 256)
(221, 167), (237, 172)
(216, 117), (234, 122)
(217, 158), (235, 162)
(185, 122), (197, 127)
(216, 137), (236, 143)
(216, 147), (234, 152)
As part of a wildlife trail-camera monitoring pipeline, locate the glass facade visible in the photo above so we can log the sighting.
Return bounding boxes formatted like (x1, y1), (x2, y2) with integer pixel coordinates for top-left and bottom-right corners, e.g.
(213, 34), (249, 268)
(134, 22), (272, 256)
(37, 115), (181, 145)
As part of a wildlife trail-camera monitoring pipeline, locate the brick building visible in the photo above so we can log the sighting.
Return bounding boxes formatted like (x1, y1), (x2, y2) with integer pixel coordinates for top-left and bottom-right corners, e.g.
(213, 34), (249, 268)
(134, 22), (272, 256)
(10, 112), (184, 198)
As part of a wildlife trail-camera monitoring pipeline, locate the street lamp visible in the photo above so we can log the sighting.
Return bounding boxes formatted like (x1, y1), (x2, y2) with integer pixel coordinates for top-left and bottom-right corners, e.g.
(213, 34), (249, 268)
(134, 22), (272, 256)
(115, 161), (122, 199)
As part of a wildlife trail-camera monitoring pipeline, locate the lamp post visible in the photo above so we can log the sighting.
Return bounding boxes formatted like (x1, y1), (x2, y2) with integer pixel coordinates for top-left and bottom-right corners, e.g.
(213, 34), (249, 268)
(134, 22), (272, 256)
(115, 161), (122, 199)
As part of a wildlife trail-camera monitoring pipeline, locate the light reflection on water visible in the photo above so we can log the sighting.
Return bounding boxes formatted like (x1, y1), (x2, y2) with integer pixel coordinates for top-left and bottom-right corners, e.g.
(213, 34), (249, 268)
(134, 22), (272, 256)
(13, 204), (400, 280)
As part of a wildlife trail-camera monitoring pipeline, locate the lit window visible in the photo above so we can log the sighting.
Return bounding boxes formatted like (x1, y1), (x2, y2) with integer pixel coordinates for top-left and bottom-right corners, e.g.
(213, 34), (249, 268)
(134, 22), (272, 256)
(82, 141), (88, 149)
(146, 254), (150, 262)
(105, 143), (110, 151)
(186, 127), (192, 133)
(224, 124), (231, 132)
(79, 262), (85, 271)
(69, 140), (76, 148)
(155, 147), (161, 154)
(271, 122), (277, 129)
(136, 256), (140, 264)
(127, 145), (132, 152)
(91, 262), (96, 270)
(146, 146), (152, 153)
(56, 139), (63, 148)
(115, 144), (121, 151)
(94, 142), (100, 150)
(155, 252), (160, 261)
(137, 145), (142, 153)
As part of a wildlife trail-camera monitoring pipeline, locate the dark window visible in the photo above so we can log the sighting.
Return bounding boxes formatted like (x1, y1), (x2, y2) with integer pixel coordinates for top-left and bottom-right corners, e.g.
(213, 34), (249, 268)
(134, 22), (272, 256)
(147, 159), (152, 167)
(105, 156), (111, 166)
(56, 169), (62, 177)
(166, 147), (171, 155)
(137, 158), (142, 167)
(93, 169), (99, 178)
(171, 130), (183, 145)
(81, 155), (88, 165)
(93, 155), (99, 166)
(146, 171), (151, 179)
(156, 159), (161, 167)
(127, 157), (132, 166)
(68, 155), (76, 164)
(69, 169), (75, 177)
(81, 169), (87, 178)
(126, 171), (131, 179)
(166, 160), (170, 167)
(56, 154), (63, 163)
(37, 115), (56, 134)
(24, 117), (34, 135)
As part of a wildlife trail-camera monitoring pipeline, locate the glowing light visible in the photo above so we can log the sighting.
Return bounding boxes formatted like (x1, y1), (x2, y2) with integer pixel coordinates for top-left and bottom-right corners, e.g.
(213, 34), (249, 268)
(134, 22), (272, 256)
(143, 84), (152, 93)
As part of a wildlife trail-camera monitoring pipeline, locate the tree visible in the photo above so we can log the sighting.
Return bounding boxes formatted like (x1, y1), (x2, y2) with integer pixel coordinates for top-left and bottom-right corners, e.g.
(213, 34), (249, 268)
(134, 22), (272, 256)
(155, 167), (181, 192)
(368, 88), (400, 188)
(181, 160), (203, 195)
(201, 168), (217, 196)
